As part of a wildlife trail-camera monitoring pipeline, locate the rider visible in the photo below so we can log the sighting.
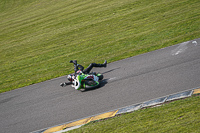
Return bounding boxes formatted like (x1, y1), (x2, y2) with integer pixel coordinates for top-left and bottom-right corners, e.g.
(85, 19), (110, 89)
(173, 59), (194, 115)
(70, 60), (107, 74)
(60, 60), (107, 87)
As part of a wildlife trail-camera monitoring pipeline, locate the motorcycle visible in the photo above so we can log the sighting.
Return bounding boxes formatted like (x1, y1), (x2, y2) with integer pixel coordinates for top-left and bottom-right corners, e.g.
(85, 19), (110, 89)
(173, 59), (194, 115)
(60, 70), (104, 90)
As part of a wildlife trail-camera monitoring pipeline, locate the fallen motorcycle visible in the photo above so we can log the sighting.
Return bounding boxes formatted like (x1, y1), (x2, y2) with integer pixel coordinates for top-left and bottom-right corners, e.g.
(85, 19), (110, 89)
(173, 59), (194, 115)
(60, 60), (107, 91)
(60, 71), (103, 90)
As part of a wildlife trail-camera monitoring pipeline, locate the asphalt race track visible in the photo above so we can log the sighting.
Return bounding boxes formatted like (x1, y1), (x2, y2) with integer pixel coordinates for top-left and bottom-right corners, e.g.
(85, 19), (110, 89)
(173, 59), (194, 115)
(1, 38), (200, 133)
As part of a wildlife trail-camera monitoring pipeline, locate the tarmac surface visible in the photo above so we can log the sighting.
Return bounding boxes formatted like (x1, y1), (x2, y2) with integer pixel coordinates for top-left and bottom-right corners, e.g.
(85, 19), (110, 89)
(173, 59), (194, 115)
(0, 38), (200, 133)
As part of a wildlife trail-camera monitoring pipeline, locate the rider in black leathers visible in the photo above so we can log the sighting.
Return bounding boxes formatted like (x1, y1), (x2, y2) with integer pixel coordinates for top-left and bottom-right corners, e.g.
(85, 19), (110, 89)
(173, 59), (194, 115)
(70, 60), (107, 74)
(60, 60), (107, 87)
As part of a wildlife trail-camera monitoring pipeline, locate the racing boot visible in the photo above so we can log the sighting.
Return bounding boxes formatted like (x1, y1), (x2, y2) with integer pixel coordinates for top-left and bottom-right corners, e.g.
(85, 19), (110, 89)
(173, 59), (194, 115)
(70, 60), (77, 65)
(103, 60), (107, 67)
(94, 60), (107, 67)
(83, 60), (107, 74)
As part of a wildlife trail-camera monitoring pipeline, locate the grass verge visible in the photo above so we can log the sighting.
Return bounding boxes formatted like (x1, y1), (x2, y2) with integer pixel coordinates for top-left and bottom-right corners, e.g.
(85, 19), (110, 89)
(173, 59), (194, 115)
(0, 0), (200, 92)
(67, 94), (200, 133)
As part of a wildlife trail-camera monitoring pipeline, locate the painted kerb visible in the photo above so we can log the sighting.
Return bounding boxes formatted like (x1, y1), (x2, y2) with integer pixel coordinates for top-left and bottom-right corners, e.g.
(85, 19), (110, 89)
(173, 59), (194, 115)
(32, 87), (200, 133)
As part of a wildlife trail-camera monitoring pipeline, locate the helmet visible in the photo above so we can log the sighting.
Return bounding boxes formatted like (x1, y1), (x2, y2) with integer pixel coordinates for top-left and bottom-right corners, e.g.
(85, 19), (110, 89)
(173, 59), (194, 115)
(67, 74), (74, 81)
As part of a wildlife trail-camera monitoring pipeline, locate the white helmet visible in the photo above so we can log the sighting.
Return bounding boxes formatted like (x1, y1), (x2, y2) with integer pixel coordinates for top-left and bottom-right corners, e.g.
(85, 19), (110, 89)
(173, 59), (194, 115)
(67, 74), (74, 81)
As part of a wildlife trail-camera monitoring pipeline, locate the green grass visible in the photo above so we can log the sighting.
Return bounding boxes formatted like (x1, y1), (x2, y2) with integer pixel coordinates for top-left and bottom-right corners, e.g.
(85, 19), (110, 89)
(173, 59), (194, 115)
(0, 0), (200, 93)
(67, 95), (200, 133)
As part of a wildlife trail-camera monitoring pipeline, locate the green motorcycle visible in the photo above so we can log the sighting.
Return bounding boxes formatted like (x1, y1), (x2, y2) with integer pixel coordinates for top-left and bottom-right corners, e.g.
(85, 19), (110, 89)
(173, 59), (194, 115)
(60, 72), (103, 90)
(71, 72), (103, 90)
(60, 60), (106, 90)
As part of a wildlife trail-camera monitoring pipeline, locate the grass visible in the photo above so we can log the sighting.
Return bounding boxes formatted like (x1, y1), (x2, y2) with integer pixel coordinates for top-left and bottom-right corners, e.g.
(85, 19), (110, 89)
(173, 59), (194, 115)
(0, 0), (200, 93)
(67, 95), (200, 133)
